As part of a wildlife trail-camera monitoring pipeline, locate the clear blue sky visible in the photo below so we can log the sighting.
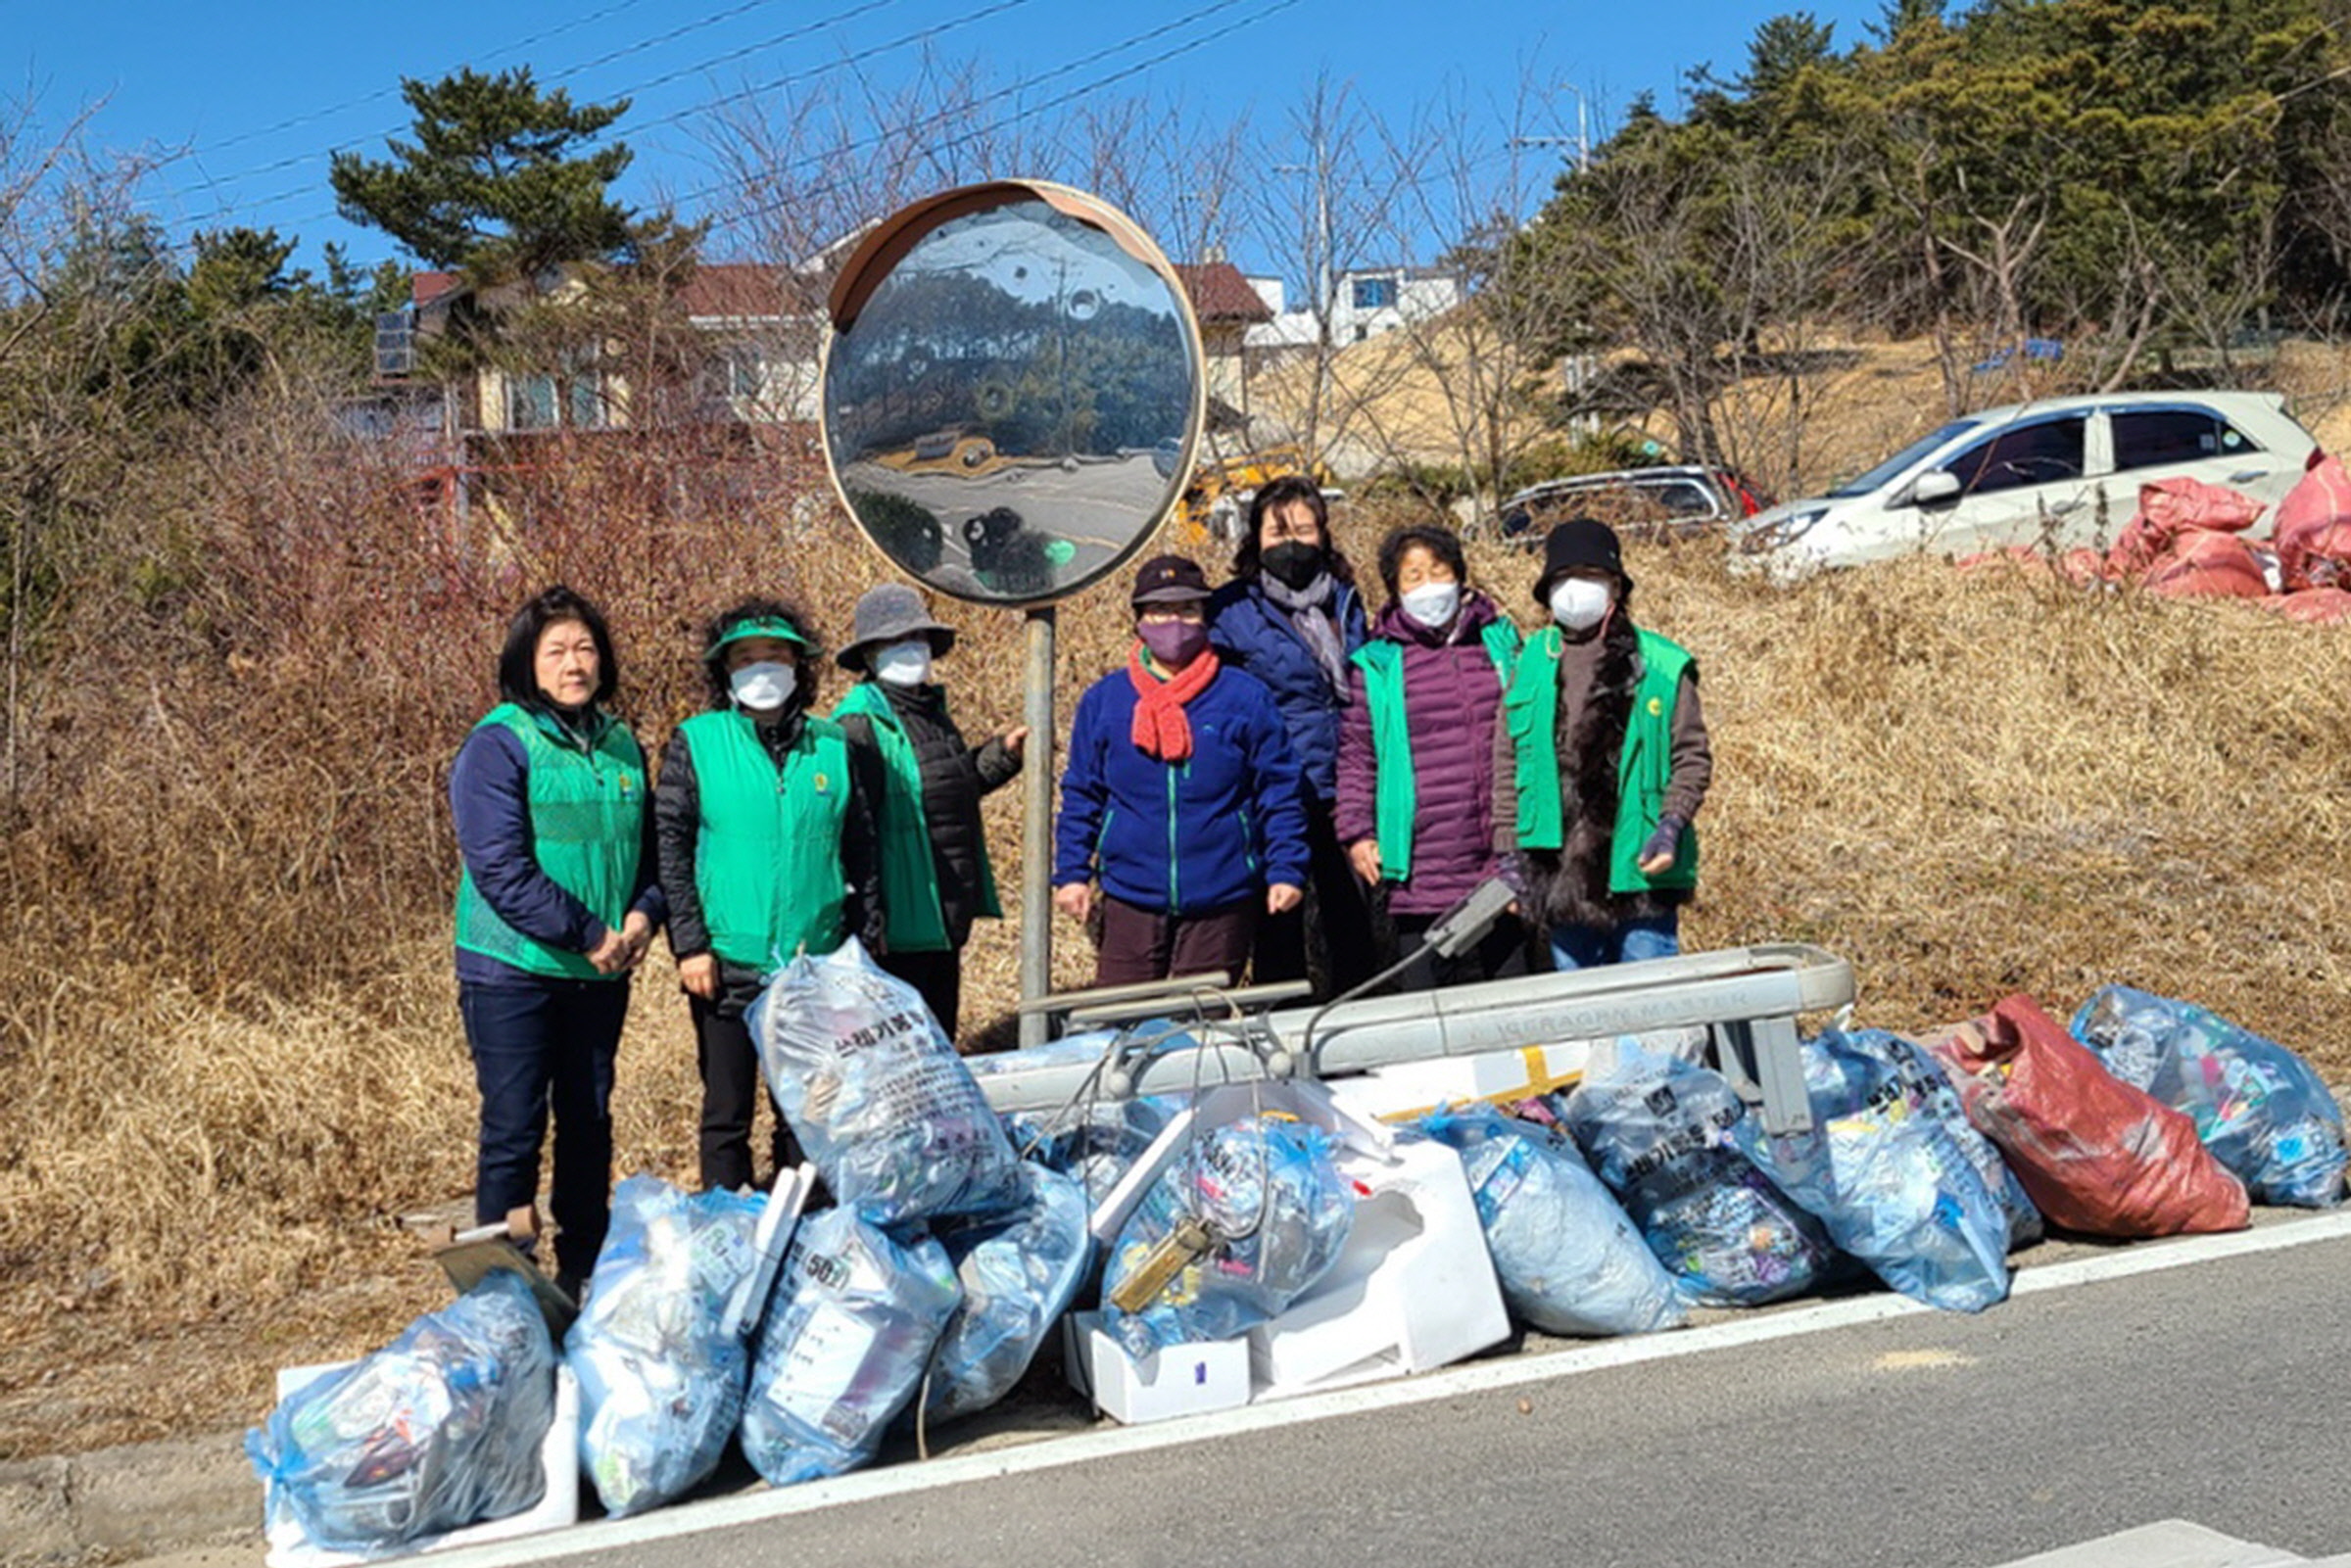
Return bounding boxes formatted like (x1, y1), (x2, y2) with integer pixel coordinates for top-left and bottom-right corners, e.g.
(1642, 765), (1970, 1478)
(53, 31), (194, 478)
(16, 0), (1887, 284)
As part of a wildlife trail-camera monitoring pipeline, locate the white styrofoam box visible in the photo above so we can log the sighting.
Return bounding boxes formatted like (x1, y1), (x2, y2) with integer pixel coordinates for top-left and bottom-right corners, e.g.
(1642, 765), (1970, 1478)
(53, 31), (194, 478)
(263, 1361), (579, 1567)
(1246, 1136), (1510, 1399)
(1325, 1042), (1594, 1124)
(1062, 1309), (1251, 1426)
(1088, 1077), (1396, 1251)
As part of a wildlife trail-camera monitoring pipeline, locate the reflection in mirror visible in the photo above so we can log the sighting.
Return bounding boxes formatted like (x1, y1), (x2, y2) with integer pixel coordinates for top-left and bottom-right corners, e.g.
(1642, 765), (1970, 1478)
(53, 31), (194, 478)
(824, 192), (1202, 603)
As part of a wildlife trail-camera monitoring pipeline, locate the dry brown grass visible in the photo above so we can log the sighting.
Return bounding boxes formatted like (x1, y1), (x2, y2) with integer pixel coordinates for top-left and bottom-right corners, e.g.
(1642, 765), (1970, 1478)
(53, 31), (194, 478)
(2, 437), (2348, 1465)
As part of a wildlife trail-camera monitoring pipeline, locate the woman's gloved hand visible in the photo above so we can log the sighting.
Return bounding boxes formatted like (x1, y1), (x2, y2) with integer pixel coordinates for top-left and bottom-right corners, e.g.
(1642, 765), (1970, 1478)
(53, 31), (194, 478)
(1636, 815), (1688, 877)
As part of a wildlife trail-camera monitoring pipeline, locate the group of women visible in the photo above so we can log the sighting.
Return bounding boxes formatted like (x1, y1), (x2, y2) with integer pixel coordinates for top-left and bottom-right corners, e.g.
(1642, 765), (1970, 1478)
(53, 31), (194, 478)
(447, 477), (1709, 1293)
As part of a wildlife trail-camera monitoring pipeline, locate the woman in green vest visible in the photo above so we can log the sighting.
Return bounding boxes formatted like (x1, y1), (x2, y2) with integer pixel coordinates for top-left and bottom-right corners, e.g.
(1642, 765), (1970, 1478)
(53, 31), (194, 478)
(831, 583), (1025, 1039)
(653, 598), (881, 1192)
(1334, 523), (1534, 988)
(449, 586), (664, 1301)
(1493, 517), (1714, 970)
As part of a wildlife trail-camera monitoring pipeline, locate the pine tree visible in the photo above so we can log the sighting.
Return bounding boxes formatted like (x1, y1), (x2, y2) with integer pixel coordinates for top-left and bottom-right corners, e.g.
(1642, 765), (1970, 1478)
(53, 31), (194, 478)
(328, 67), (644, 284)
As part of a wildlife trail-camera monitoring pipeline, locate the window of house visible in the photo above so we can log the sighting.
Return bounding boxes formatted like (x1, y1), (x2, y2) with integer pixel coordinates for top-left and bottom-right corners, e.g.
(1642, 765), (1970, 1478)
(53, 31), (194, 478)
(506, 373), (558, 431)
(2111, 407), (2251, 471)
(1939, 415), (2087, 495)
(1351, 275), (1397, 311)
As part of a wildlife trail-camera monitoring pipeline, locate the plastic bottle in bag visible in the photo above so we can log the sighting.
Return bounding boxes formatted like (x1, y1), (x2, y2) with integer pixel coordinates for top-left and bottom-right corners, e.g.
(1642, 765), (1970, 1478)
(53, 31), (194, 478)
(1732, 1030), (2012, 1313)
(1101, 1116), (1356, 1356)
(246, 1269), (555, 1552)
(922, 1163), (1093, 1424)
(741, 1207), (962, 1486)
(1559, 1039), (1841, 1307)
(747, 939), (1021, 1226)
(565, 1175), (766, 1517)
(1419, 1105), (1687, 1337)
(2071, 984), (2346, 1209)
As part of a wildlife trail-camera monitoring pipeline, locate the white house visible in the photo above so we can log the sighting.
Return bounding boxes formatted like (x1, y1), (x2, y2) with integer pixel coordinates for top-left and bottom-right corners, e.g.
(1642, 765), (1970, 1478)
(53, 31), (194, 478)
(1243, 265), (1464, 353)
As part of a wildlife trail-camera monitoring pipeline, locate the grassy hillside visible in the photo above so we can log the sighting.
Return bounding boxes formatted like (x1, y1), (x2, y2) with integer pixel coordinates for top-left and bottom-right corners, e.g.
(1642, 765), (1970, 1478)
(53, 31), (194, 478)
(2, 501), (2344, 1460)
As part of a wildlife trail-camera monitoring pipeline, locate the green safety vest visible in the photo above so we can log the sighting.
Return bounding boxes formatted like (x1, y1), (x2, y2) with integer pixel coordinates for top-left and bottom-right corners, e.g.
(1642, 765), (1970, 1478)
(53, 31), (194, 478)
(453, 702), (647, 980)
(831, 682), (1000, 955)
(1505, 626), (1700, 895)
(1351, 617), (1522, 881)
(680, 709), (852, 971)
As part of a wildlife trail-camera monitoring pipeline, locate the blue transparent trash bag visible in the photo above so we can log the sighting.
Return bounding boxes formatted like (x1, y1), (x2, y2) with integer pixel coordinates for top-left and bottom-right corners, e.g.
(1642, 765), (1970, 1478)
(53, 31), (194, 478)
(1006, 1092), (1179, 1210)
(1419, 1105), (1687, 1337)
(564, 1175), (765, 1517)
(1816, 1028), (2042, 1251)
(2071, 985), (2347, 1208)
(1101, 1116), (1356, 1358)
(1732, 1029), (2012, 1313)
(747, 938), (1021, 1226)
(1559, 1039), (1841, 1307)
(740, 1207), (962, 1486)
(920, 1163), (1093, 1424)
(246, 1269), (555, 1553)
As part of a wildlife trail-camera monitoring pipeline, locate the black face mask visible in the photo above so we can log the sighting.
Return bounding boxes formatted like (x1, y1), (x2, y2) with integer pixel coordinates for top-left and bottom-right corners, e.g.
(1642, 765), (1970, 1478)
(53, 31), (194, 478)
(1260, 540), (1325, 591)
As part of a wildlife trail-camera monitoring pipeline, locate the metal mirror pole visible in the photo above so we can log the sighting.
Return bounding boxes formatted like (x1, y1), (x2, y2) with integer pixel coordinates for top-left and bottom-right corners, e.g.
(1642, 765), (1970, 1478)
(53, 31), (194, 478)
(1018, 604), (1058, 1046)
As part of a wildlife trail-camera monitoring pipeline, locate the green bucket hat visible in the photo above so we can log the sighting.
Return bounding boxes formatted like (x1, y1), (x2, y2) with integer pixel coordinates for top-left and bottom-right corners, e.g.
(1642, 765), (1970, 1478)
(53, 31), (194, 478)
(704, 614), (814, 658)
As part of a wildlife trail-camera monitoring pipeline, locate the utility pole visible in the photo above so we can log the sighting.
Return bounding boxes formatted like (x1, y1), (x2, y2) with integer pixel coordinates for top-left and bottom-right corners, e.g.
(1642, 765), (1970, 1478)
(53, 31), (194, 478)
(1274, 130), (1336, 451)
(1511, 82), (1593, 174)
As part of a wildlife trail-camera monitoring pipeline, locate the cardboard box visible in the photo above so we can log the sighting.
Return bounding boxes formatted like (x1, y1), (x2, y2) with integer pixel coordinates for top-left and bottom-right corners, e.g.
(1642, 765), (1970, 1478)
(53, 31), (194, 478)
(263, 1361), (579, 1567)
(1062, 1309), (1251, 1426)
(1247, 1137), (1510, 1398)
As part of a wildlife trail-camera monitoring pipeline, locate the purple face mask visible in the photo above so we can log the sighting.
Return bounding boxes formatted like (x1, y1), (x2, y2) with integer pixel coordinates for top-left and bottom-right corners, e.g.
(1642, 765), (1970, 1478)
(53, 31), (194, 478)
(1138, 619), (1209, 668)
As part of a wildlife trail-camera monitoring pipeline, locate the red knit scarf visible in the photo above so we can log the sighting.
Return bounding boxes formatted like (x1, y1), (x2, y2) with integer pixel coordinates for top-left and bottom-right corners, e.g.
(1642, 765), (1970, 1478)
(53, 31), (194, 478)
(1128, 641), (1221, 762)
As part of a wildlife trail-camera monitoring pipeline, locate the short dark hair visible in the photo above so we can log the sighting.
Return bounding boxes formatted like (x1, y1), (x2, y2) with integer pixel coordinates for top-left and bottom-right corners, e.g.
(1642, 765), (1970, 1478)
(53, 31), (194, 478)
(698, 595), (821, 710)
(1375, 523), (1468, 598)
(1231, 473), (1354, 585)
(497, 586), (618, 712)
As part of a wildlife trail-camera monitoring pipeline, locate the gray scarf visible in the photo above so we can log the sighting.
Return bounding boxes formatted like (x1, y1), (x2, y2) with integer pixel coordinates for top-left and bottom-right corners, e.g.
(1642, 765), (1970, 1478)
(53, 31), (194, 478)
(1260, 570), (1349, 694)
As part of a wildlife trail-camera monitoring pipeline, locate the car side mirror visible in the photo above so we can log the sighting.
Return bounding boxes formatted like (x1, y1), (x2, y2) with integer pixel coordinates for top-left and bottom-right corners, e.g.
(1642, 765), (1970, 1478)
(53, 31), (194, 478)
(1911, 470), (1961, 507)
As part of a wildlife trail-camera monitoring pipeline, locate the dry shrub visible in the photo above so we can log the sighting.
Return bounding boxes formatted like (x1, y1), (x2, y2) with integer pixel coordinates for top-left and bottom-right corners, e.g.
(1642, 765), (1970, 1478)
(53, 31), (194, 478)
(2, 434), (2348, 1459)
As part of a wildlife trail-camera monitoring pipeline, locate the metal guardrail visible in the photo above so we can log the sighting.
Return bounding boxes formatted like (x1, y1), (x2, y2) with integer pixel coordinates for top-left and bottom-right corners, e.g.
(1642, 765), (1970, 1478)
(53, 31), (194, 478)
(974, 942), (1854, 1135)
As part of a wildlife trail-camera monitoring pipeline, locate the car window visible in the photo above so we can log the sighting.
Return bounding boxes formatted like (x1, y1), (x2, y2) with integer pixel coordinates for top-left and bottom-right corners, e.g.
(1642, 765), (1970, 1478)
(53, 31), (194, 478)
(1939, 415), (2087, 496)
(1828, 419), (1979, 498)
(2110, 407), (2255, 471)
(1639, 479), (1717, 516)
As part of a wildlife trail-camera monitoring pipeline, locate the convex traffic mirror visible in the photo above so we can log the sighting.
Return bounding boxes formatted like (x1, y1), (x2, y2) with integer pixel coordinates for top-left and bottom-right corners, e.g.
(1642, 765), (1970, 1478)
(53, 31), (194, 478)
(821, 181), (1206, 604)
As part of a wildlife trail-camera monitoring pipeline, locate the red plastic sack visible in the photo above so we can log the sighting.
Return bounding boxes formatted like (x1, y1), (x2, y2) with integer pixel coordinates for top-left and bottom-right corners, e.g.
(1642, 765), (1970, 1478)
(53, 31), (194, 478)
(2140, 529), (2271, 600)
(2109, 477), (2265, 578)
(2265, 587), (2351, 625)
(1923, 996), (2249, 1238)
(2272, 454), (2351, 591)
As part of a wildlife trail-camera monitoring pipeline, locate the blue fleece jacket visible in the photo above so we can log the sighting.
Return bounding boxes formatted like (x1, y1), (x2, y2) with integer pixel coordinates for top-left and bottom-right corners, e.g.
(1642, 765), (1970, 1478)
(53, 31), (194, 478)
(449, 715), (667, 987)
(1053, 660), (1311, 916)
(1206, 576), (1367, 807)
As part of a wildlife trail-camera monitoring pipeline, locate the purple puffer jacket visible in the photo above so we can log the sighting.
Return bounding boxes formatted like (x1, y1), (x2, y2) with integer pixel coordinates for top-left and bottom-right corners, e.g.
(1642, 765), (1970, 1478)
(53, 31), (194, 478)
(1334, 591), (1514, 917)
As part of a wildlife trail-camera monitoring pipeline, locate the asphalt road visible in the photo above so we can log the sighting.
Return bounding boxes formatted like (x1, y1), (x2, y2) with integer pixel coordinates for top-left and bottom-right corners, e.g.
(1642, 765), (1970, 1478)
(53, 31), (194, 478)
(463, 1217), (2351, 1568)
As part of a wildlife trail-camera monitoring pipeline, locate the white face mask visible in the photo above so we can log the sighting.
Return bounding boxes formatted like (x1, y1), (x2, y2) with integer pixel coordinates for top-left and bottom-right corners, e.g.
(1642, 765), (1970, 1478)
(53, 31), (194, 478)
(730, 661), (795, 711)
(1549, 577), (1613, 633)
(872, 639), (934, 689)
(1399, 580), (1461, 630)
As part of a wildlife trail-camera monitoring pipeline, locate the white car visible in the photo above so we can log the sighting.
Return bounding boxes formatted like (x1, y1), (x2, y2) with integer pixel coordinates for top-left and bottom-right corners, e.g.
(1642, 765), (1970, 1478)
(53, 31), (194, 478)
(1728, 391), (2323, 579)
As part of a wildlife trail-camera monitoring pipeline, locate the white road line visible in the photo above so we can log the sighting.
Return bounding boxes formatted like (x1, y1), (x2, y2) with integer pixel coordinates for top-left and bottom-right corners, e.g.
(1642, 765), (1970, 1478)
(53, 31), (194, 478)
(426, 1209), (2351, 1567)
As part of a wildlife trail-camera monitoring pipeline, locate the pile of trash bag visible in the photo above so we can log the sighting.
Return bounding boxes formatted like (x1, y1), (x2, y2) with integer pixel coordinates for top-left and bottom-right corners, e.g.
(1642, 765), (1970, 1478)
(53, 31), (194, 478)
(740, 1207), (963, 1486)
(1418, 1104), (1686, 1338)
(922, 1163), (1092, 1424)
(749, 939), (1020, 1226)
(1006, 1092), (1179, 1210)
(1559, 1039), (1842, 1307)
(1731, 1029), (2012, 1313)
(1101, 1115), (1356, 1356)
(565, 1176), (766, 1517)
(1926, 995), (2249, 1237)
(247, 1270), (555, 1552)
(2070, 985), (2346, 1209)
